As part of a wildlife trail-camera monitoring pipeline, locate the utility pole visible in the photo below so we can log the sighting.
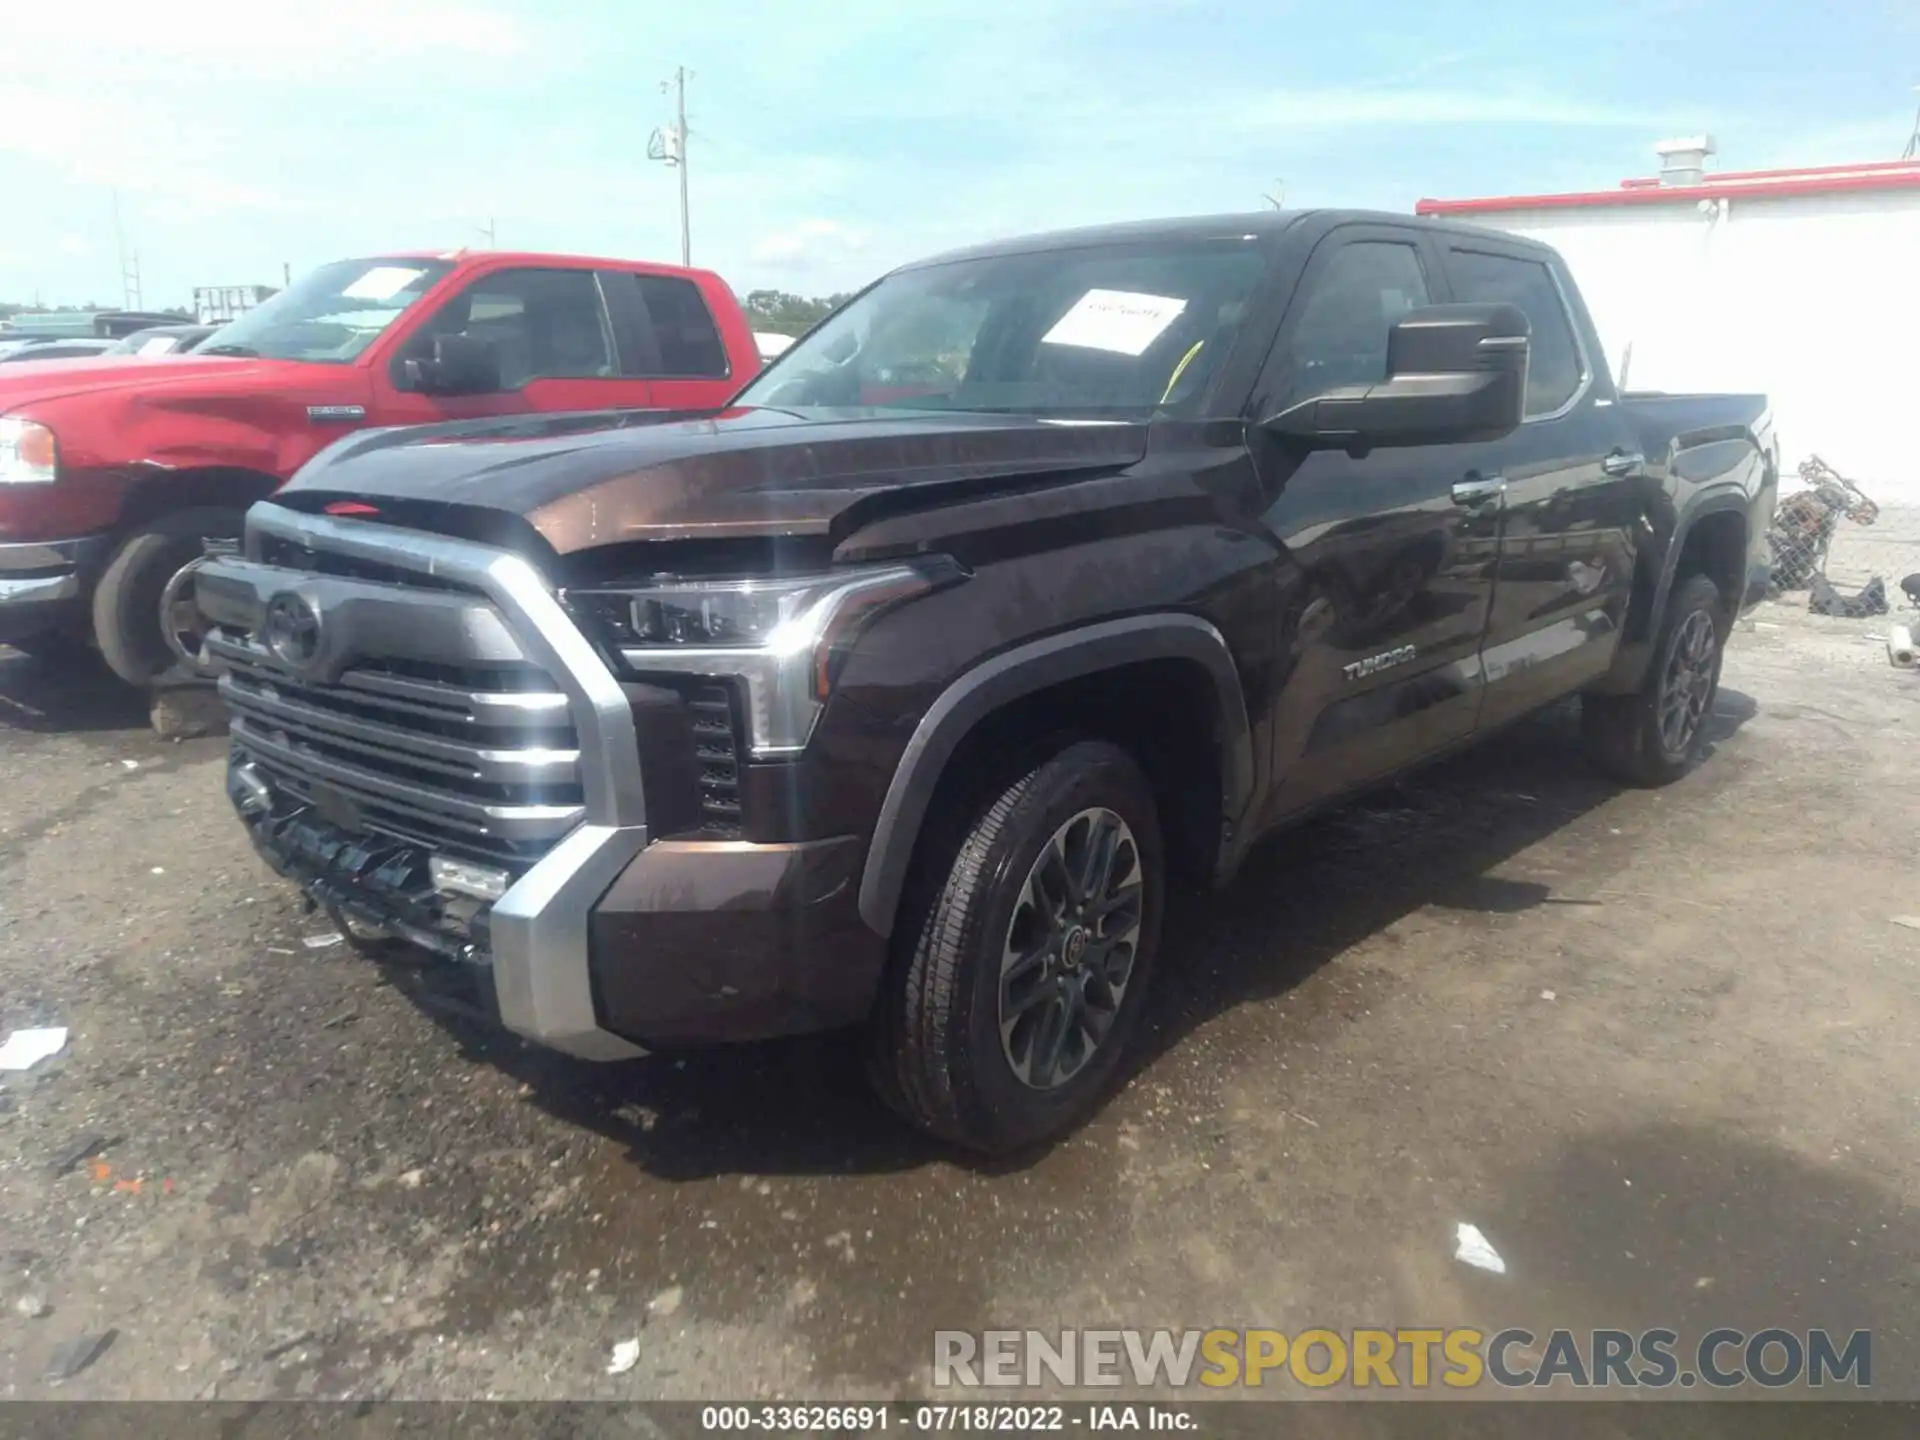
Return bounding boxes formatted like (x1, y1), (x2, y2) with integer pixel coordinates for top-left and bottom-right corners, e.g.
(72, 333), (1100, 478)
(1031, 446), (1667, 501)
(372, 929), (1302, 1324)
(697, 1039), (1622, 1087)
(111, 189), (142, 309)
(1904, 86), (1920, 159)
(648, 66), (691, 265)
(477, 217), (496, 249)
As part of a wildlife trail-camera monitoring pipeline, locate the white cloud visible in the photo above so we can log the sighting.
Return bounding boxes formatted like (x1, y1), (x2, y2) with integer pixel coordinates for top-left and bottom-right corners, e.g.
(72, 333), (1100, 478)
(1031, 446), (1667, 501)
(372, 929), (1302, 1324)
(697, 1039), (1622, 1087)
(6, 0), (527, 77)
(1236, 87), (1647, 132)
(0, 83), (303, 212)
(1743, 116), (1913, 169)
(751, 219), (869, 267)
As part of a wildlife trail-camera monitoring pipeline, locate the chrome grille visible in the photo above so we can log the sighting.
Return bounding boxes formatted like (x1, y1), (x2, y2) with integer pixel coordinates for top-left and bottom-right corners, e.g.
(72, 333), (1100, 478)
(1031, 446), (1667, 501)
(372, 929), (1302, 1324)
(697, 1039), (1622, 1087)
(211, 627), (585, 870)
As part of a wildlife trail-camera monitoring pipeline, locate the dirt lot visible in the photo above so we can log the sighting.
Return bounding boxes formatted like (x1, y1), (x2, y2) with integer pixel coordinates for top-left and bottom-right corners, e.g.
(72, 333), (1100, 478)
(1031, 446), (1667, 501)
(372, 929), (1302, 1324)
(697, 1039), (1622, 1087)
(2, 600), (1918, 1409)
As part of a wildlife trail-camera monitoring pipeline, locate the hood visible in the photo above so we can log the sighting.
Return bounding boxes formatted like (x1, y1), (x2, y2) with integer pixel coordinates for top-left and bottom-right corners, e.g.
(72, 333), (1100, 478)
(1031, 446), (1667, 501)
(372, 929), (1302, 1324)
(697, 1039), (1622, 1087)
(279, 406), (1151, 553)
(0, 354), (312, 412)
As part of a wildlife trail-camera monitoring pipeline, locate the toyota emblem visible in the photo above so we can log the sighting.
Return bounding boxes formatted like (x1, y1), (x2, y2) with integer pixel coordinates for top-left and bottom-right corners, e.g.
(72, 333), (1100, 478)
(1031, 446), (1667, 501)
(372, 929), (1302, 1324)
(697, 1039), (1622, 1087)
(263, 591), (324, 670)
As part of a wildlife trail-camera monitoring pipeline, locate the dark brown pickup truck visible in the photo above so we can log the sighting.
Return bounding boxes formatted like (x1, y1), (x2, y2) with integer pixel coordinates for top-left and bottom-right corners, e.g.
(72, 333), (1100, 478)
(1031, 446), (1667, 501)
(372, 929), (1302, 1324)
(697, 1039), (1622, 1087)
(193, 211), (1777, 1152)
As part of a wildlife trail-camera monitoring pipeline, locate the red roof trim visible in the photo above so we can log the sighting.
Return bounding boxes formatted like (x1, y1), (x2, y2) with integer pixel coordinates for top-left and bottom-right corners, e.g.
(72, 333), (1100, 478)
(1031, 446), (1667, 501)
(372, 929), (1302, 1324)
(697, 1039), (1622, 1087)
(1417, 163), (1920, 215)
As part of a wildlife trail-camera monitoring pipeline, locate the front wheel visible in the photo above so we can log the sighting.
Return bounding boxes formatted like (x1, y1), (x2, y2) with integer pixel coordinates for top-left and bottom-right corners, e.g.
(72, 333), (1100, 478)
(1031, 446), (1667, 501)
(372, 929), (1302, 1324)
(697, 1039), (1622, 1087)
(91, 509), (245, 689)
(1582, 573), (1726, 786)
(870, 740), (1164, 1154)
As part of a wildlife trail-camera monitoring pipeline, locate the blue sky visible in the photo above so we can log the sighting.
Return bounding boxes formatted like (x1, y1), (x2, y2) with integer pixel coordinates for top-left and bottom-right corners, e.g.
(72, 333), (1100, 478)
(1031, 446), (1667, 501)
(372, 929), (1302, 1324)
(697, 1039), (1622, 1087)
(1, 0), (1912, 309)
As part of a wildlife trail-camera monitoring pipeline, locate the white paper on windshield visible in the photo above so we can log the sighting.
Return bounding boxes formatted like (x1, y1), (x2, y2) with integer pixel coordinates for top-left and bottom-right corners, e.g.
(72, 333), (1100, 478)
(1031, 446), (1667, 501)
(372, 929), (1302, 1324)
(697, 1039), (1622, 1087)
(1041, 289), (1187, 357)
(137, 337), (176, 356)
(341, 265), (428, 302)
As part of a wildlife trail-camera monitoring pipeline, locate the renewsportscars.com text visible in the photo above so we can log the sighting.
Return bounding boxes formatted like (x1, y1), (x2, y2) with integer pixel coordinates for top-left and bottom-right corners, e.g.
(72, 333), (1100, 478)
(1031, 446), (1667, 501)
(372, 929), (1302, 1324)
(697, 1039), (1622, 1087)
(933, 1327), (1871, 1391)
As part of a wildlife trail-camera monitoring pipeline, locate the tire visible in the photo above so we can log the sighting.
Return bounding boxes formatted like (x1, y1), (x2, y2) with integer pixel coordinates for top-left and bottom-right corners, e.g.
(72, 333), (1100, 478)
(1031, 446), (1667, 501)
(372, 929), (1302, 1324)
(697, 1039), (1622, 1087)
(1582, 573), (1726, 786)
(91, 509), (245, 689)
(870, 740), (1165, 1153)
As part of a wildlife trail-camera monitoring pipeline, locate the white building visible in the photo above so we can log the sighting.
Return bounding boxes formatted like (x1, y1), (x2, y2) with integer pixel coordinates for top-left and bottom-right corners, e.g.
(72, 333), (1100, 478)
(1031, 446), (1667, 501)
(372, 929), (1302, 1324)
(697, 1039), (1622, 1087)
(1419, 139), (1920, 504)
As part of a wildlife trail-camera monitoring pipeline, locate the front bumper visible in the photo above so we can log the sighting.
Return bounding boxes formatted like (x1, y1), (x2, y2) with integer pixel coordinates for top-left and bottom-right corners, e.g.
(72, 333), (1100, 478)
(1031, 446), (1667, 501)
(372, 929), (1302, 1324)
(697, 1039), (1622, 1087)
(232, 764), (880, 1049)
(203, 504), (885, 1061)
(0, 534), (109, 643)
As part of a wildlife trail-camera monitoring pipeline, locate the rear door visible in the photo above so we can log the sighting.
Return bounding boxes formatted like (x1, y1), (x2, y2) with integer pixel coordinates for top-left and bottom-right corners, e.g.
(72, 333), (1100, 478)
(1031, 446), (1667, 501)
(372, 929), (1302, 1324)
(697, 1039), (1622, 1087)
(1248, 223), (1503, 823)
(601, 270), (738, 410)
(1438, 241), (1642, 729)
(378, 265), (649, 425)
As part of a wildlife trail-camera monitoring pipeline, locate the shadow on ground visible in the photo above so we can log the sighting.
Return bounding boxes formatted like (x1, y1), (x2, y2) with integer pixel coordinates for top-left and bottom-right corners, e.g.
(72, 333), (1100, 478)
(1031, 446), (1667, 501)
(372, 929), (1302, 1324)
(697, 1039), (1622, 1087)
(0, 648), (150, 734)
(392, 692), (1759, 1185)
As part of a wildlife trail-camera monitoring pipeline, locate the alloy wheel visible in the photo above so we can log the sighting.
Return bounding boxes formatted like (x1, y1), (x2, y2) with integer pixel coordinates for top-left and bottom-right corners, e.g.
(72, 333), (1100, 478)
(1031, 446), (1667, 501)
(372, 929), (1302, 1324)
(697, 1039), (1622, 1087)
(998, 806), (1144, 1091)
(1658, 609), (1718, 755)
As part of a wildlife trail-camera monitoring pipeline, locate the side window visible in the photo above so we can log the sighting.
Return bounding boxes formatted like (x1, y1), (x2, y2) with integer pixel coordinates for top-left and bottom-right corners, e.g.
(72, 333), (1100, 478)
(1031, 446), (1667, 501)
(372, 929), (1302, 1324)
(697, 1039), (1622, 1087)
(631, 274), (730, 378)
(409, 268), (614, 387)
(1447, 249), (1585, 417)
(1274, 240), (1430, 410)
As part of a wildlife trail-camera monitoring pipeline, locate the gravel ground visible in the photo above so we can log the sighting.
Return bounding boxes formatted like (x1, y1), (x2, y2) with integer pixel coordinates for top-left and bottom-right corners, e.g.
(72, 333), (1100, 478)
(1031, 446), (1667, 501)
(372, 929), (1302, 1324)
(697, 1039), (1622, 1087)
(2, 602), (1918, 1412)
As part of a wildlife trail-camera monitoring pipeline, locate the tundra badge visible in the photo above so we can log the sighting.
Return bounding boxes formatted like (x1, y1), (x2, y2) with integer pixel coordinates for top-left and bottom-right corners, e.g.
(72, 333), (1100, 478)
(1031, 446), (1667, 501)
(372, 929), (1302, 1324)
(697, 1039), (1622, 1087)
(1343, 644), (1417, 681)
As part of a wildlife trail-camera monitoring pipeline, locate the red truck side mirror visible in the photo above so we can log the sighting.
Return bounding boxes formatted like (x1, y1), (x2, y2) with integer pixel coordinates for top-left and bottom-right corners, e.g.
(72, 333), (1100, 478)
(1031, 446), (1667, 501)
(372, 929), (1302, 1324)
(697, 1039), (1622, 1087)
(403, 333), (504, 396)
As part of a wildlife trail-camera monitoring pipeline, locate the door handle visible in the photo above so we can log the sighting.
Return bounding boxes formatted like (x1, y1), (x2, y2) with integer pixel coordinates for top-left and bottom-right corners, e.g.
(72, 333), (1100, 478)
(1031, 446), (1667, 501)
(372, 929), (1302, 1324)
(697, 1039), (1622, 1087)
(1602, 450), (1645, 477)
(1451, 476), (1507, 508)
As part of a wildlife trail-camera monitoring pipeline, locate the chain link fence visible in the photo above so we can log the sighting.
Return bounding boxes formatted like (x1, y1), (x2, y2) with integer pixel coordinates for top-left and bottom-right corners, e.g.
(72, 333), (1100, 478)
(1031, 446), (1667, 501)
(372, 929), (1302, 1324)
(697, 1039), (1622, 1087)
(1768, 456), (1920, 624)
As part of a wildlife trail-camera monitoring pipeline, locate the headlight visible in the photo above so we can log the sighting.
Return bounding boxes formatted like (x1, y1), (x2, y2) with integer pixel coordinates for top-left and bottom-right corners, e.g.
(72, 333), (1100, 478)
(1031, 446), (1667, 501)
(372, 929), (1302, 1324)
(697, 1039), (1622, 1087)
(0, 416), (57, 485)
(569, 559), (964, 756)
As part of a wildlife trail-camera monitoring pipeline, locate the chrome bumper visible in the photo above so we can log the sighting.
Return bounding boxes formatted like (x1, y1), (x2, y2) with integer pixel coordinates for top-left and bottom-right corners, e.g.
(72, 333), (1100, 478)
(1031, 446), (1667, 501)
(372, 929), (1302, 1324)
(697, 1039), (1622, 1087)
(0, 535), (109, 601)
(0, 535), (107, 641)
(198, 504), (650, 1062)
(0, 572), (79, 605)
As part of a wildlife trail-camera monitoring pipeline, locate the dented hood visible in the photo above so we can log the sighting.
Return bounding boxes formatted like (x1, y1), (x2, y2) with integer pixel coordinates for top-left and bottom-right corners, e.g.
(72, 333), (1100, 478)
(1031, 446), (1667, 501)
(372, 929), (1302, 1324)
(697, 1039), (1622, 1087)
(279, 406), (1151, 552)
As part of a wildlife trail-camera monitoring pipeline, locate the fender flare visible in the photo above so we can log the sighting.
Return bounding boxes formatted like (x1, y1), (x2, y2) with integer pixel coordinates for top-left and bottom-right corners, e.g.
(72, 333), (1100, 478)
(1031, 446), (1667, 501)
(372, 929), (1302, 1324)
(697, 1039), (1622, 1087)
(856, 613), (1255, 937)
(1601, 484), (1752, 694)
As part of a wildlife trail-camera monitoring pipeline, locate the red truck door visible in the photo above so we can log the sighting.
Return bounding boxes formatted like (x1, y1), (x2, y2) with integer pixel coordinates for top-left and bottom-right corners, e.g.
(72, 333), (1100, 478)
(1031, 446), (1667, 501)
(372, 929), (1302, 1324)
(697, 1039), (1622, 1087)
(597, 269), (749, 410)
(374, 264), (652, 425)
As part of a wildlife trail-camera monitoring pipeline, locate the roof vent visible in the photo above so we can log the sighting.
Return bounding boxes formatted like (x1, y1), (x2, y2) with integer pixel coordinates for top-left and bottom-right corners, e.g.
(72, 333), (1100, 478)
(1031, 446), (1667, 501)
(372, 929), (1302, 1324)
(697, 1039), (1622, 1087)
(1653, 135), (1716, 187)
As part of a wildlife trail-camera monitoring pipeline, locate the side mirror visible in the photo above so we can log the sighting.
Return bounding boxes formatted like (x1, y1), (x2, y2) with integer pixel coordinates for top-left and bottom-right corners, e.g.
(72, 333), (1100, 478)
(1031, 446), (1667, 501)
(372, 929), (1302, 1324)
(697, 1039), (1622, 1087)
(403, 333), (503, 395)
(1261, 302), (1530, 454)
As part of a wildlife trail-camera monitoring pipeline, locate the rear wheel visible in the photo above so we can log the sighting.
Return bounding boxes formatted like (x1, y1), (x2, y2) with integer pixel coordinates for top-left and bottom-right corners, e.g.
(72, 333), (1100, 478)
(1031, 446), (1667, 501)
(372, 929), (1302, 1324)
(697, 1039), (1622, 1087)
(1582, 573), (1726, 786)
(91, 509), (244, 690)
(870, 740), (1164, 1153)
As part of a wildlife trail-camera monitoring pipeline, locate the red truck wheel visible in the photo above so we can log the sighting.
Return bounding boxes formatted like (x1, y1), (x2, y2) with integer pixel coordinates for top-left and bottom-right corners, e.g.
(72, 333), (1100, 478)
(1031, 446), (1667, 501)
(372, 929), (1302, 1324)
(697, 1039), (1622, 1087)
(91, 509), (245, 689)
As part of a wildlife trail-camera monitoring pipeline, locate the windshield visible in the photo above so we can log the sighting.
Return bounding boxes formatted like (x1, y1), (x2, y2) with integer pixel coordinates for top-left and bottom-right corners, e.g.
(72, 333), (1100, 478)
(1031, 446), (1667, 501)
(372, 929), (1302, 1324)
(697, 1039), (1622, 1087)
(737, 238), (1270, 418)
(198, 257), (453, 364)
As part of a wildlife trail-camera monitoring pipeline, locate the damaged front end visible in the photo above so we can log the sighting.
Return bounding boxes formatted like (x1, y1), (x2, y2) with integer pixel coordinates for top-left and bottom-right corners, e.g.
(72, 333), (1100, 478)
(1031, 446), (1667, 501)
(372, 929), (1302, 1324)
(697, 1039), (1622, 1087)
(229, 766), (499, 963)
(193, 502), (648, 1061)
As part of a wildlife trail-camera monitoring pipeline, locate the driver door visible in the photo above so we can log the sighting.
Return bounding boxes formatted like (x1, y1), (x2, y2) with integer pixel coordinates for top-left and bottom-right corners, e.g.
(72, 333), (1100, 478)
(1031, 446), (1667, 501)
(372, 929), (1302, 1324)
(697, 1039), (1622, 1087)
(1247, 225), (1503, 824)
(376, 266), (649, 425)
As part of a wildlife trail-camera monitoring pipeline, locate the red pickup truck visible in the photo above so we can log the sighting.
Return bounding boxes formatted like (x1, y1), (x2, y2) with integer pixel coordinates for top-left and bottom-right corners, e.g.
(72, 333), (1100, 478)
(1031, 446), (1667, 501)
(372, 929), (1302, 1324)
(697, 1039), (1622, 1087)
(0, 250), (758, 699)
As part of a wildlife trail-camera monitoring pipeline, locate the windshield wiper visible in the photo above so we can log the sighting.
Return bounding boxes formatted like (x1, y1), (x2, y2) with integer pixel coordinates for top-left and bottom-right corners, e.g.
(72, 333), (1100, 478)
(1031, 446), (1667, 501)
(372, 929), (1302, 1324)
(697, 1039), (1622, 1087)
(198, 343), (259, 357)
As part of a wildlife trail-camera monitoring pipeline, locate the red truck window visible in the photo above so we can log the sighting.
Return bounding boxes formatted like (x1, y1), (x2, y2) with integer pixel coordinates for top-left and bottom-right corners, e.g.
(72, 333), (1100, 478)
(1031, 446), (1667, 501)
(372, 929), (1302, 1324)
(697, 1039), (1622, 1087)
(396, 267), (618, 387)
(606, 273), (731, 379)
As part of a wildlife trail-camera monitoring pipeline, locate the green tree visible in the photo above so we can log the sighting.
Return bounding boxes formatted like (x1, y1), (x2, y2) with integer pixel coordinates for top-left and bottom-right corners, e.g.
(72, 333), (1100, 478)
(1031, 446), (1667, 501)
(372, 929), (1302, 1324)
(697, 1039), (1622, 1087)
(741, 290), (854, 337)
